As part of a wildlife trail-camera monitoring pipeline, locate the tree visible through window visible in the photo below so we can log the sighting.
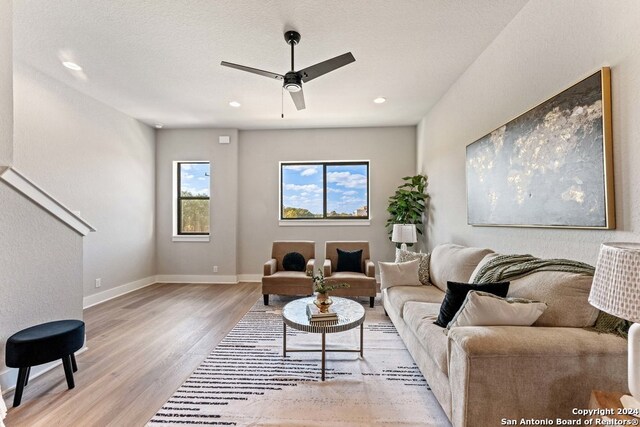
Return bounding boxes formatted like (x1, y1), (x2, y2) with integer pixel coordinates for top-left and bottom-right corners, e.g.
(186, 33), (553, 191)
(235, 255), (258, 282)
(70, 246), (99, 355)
(280, 162), (369, 220)
(177, 162), (210, 234)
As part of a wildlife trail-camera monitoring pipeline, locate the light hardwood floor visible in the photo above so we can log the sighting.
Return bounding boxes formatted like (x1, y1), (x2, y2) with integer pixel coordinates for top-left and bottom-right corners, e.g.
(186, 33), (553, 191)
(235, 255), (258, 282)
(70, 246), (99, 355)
(3, 282), (262, 427)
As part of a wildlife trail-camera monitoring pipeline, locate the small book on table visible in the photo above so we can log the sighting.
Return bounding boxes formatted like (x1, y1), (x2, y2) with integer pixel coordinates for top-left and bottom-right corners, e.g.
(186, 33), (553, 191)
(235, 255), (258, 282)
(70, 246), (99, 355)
(306, 303), (338, 322)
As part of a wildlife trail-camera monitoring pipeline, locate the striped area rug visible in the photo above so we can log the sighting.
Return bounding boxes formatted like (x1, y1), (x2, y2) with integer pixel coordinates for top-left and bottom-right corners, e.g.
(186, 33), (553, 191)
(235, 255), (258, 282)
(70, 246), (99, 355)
(148, 296), (450, 426)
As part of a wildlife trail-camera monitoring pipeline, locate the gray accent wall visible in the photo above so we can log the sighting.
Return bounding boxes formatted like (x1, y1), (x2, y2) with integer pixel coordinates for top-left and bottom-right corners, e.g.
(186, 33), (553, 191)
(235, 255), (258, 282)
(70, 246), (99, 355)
(155, 129), (239, 277)
(13, 63), (156, 297)
(416, 0), (640, 263)
(237, 127), (416, 275)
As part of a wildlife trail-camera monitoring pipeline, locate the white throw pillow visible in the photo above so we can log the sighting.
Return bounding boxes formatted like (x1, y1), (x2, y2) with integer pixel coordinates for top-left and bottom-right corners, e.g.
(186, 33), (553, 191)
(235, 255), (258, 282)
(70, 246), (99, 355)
(396, 249), (431, 286)
(447, 290), (547, 329)
(379, 259), (422, 290)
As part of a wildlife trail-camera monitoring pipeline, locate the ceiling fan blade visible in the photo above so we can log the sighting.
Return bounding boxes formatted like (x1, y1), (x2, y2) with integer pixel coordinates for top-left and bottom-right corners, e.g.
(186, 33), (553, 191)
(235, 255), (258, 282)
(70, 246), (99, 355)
(220, 61), (284, 80)
(297, 52), (355, 83)
(289, 88), (306, 110)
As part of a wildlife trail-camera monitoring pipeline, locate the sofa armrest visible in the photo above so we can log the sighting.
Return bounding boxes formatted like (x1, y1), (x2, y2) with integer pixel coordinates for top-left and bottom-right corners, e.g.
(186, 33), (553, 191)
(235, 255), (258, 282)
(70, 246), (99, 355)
(447, 326), (627, 427)
(306, 258), (315, 274)
(263, 259), (277, 276)
(364, 259), (375, 277)
(323, 259), (332, 277)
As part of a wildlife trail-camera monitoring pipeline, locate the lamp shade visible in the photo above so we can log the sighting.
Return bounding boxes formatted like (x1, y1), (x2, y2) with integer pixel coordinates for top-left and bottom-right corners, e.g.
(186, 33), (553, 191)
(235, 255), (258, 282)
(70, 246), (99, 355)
(391, 224), (417, 244)
(589, 242), (640, 323)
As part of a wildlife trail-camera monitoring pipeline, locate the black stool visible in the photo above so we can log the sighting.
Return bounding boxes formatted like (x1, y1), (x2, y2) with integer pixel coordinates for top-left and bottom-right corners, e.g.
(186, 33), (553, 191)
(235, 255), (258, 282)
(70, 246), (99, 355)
(5, 319), (84, 407)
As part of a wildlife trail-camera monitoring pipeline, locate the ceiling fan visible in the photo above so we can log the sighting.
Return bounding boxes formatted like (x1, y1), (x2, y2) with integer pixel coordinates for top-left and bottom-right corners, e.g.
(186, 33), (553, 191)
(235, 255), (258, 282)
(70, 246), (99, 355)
(221, 31), (355, 111)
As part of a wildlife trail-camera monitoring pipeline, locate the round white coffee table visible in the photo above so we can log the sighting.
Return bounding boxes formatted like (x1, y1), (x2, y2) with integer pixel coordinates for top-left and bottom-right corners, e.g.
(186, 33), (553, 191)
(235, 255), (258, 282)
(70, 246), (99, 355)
(282, 296), (366, 381)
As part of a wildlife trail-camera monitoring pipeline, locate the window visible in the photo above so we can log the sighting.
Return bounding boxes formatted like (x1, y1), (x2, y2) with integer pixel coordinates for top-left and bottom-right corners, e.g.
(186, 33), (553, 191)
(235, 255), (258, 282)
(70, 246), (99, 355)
(177, 161), (210, 235)
(280, 161), (369, 220)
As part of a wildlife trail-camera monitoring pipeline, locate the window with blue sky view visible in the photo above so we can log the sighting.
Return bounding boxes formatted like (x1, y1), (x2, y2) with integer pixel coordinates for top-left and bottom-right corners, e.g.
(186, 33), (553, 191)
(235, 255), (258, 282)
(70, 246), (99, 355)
(178, 162), (210, 234)
(281, 162), (369, 219)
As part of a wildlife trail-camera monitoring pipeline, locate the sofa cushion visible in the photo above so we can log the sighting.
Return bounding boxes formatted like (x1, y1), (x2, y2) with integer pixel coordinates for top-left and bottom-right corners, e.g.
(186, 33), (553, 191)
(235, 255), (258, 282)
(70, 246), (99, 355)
(447, 291), (547, 329)
(435, 281), (510, 327)
(325, 272), (376, 294)
(507, 271), (599, 328)
(336, 248), (363, 273)
(385, 285), (445, 319)
(282, 251), (306, 271)
(379, 259), (421, 290)
(430, 244), (494, 292)
(468, 253), (500, 283)
(396, 250), (431, 285)
(403, 302), (449, 375)
(262, 271), (312, 284)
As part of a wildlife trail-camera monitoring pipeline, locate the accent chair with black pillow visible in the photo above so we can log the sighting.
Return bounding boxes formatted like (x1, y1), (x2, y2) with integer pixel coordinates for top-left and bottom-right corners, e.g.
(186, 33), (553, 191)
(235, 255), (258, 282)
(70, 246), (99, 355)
(324, 241), (377, 307)
(262, 241), (315, 305)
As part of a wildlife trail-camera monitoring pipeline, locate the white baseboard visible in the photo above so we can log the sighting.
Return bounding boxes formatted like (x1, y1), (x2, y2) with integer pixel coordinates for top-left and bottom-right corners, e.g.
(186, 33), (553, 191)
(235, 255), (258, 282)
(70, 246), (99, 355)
(237, 274), (261, 283)
(155, 274), (239, 284)
(1, 345), (88, 396)
(83, 275), (157, 309)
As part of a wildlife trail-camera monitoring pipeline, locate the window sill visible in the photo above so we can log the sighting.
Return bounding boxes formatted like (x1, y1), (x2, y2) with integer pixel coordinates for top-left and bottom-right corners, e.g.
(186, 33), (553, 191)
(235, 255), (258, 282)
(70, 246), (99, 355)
(279, 219), (371, 227)
(172, 235), (210, 242)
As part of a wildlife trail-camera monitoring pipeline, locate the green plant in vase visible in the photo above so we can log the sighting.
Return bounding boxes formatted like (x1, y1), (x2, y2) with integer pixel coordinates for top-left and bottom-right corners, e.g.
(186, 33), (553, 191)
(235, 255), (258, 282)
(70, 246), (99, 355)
(307, 269), (349, 312)
(385, 174), (429, 248)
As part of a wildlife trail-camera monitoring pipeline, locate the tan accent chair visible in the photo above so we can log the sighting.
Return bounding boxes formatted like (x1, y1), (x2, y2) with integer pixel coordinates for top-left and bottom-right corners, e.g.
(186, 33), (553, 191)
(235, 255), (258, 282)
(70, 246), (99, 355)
(324, 241), (377, 307)
(262, 241), (315, 305)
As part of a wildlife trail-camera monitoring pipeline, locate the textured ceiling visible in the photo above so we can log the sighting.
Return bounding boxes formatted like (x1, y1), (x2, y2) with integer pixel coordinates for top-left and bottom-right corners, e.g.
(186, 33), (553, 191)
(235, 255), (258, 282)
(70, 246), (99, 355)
(13, 0), (528, 129)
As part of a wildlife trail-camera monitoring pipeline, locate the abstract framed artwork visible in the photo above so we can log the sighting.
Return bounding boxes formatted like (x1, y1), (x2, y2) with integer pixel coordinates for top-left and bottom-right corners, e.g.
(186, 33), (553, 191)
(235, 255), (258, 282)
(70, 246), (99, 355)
(466, 67), (614, 229)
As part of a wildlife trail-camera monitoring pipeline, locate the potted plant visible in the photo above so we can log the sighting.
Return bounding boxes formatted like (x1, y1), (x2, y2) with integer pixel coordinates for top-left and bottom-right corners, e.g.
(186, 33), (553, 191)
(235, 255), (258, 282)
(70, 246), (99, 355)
(385, 174), (429, 248)
(307, 270), (349, 311)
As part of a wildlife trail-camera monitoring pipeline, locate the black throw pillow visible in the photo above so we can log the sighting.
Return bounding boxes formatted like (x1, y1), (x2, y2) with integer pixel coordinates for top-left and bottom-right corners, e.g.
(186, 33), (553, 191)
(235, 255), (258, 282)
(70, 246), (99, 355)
(434, 281), (510, 327)
(336, 249), (363, 273)
(282, 252), (306, 272)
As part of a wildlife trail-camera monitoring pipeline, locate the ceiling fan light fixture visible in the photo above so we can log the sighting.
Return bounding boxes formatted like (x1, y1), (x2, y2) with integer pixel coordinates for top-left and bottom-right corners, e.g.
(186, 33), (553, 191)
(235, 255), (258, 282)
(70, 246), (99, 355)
(284, 83), (302, 93)
(62, 61), (83, 71)
(220, 30), (355, 112)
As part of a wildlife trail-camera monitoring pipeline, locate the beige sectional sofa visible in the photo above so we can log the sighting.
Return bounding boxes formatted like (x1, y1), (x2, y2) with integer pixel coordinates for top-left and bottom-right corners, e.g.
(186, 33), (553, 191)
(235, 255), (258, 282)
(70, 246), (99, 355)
(382, 243), (628, 427)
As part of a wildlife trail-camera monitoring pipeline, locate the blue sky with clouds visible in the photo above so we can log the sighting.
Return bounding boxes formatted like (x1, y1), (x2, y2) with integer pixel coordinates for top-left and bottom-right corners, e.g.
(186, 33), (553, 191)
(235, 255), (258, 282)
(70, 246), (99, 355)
(180, 163), (210, 197)
(282, 163), (368, 215)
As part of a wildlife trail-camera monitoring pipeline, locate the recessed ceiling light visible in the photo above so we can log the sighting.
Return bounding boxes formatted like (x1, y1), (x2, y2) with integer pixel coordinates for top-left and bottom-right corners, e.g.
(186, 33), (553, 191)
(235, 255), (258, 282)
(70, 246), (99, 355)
(154, 123), (163, 129)
(62, 61), (83, 71)
(229, 101), (241, 108)
(373, 97), (386, 104)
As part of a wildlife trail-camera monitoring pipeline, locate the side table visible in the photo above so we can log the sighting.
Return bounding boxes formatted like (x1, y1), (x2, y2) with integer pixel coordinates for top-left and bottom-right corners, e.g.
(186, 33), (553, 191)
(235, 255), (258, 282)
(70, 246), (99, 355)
(589, 390), (640, 422)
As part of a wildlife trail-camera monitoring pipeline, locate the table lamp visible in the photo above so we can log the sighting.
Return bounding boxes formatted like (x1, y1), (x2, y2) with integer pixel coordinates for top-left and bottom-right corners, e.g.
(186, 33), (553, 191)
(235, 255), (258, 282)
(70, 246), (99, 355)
(391, 224), (417, 251)
(589, 242), (640, 409)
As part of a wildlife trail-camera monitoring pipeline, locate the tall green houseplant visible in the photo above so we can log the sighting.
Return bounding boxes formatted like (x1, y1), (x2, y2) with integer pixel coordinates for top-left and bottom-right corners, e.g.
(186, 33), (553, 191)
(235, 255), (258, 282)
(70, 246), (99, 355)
(386, 174), (429, 246)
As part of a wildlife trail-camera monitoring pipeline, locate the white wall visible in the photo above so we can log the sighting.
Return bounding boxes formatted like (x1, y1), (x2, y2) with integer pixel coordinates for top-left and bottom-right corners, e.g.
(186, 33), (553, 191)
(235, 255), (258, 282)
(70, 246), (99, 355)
(0, 0), (82, 390)
(155, 129), (239, 280)
(0, 181), (84, 389)
(237, 127), (416, 275)
(13, 63), (156, 297)
(0, 0), (12, 166)
(417, 0), (640, 264)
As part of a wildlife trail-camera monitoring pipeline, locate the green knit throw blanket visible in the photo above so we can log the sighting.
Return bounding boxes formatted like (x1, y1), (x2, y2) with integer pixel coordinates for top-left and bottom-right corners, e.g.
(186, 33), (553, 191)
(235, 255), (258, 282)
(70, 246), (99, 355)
(474, 254), (630, 339)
